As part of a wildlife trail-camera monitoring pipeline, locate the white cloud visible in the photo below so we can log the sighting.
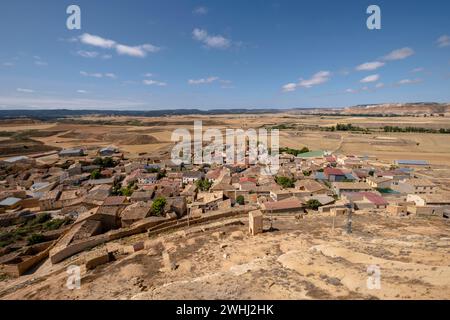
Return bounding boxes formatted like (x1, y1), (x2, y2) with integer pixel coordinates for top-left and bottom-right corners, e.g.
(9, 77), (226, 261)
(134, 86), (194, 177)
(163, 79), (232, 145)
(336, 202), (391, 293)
(188, 76), (220, 85)
(193, 6), (208, 15)
(375, 82), (385, 88)
(411, 67), (424, 73)
(33, 56), (48, 67)
(299, 71), (331, 88)
(105, 73), (117, 79)
(360, 74), (380, 83)
(16, 88), (34, 93)
(282, 83), (297, 92)
(436, 35), (450, 48)
(78, 33), (160, 58)
(77, 50), (99, 58)
(143, 73), (153, 77)
(59, 37), (78, 43)
(80, 33), (116, 49)
(80, 71), (117, 79)
(143, 79), (167, 86)
(35, 61), (48, 66)
(77, 90), (88, 94)
(192, 28), (231, 49)
(383, 47), (414, 61)
(282, 71), (331, 92)
(397, 78), (422, 85)
(2, 62), (14, 67)
(345, 88), (356, 94)
(356, 61), (385, 71)
(116, 44), (160, 57)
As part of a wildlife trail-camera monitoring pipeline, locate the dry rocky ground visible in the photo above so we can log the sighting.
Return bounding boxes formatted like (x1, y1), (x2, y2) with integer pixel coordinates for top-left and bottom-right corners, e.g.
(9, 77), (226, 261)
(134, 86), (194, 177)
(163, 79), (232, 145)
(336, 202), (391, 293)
(1, 212), (449, 300)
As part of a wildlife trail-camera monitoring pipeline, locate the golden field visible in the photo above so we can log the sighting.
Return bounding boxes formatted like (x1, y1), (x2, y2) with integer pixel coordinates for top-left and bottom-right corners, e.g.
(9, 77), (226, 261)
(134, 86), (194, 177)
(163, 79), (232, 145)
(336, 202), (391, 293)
(1, 113), (450, 164)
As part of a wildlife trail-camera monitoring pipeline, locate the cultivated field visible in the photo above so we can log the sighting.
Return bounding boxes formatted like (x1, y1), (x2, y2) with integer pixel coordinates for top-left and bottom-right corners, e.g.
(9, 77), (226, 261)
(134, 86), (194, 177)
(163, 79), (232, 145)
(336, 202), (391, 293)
(1, 114), (450, 164)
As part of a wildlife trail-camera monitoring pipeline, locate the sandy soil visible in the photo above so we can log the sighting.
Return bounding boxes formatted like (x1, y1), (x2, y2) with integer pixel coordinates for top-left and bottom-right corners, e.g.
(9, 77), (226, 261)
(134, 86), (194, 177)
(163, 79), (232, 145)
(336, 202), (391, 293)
(1, 212), (449, 300)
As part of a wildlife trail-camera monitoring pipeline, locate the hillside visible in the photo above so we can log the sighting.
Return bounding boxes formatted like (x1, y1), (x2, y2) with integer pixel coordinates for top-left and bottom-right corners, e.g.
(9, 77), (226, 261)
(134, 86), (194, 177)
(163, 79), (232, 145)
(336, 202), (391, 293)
(343, 103), (450, 115)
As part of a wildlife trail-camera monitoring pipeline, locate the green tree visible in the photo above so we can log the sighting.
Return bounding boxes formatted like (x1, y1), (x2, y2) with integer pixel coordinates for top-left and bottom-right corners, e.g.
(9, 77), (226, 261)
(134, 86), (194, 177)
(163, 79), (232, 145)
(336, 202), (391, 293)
(157, 170), (167, 180)
(196, 178), (212, 191)
(119, 184), (134, 196)
(236, 195), (245, 205)
(275, 176), (295, 188)
(27, 233), (45, 245)
(93, 157), (115, 168)
(27, 212), (51, 226)
(102, 157), (115, 168)
(93, 157), (103, 166)
(90, 169), (102, 180)
(152, 197), (167, 216)
(306, 199), (321, 210)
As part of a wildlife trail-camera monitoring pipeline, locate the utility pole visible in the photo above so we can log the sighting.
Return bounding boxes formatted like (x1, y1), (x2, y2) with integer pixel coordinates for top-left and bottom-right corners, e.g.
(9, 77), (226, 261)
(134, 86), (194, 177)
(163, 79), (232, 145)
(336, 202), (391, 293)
(187, 206), (190, 228)
(346, 207), (353, 234)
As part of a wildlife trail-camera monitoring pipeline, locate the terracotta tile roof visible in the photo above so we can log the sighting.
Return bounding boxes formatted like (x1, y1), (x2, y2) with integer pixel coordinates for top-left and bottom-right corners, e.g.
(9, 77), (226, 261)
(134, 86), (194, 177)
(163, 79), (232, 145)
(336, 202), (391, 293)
(102, 196), (127, 206)
(263, 197), (303, 211)
(324, 167), (345, 176)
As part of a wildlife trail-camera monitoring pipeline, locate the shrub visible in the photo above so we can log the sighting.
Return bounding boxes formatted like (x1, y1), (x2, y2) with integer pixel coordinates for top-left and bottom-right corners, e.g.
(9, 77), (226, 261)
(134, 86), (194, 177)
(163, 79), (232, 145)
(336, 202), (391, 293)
(90, 169), (102, 180)
(27, 233), (45, 245)
(43, 218), (71, 231)
(119, 186), (133, 196)
(27, 213), (51, 226)
(236, 195), (245, 205)
(196, 178), (212, 191)
(152, 197), (167, 216)
(275, 176), (295, 188)
(93, 157), (115, 168)
(306, 199), (321, 210)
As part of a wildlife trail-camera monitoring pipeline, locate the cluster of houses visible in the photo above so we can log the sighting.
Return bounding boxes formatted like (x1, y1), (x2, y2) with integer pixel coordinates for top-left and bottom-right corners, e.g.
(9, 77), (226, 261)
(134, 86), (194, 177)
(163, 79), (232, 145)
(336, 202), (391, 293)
(1, 144), (449, 276)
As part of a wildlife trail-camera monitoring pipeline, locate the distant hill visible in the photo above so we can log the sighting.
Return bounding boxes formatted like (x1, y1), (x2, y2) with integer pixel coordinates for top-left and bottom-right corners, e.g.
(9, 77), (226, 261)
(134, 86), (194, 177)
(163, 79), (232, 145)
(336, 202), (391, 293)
(342, 103), (450, 115)
(0, 102), (448, 119)
(0, 108), (285, 120)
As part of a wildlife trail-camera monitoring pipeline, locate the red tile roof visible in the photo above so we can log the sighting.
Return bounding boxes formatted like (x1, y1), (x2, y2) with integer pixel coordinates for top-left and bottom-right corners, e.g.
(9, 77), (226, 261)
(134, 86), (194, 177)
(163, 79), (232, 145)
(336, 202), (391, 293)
(324, 167), (345, 176)
(102, 196), (127, 206)
(360, 192), (388, 206)
(240, 177), (257, 184)
(263, 197), (303, 211)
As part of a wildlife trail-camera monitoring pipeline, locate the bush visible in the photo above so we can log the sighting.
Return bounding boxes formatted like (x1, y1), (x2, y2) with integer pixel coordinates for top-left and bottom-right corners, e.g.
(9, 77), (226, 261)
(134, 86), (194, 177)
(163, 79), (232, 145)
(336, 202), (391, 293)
(43, 218), (71, 231)
(306, 199), (321, 210)
(93, 157), (115, 168)
(279, 147), (309, 156)
(196, 178), (212, 191)
(27, 213), (51, 226)
(27, 233), (45, 245)
(236, 195), (245, 205)
(90, 169), (102, 180)
(152, 197), (167, 216)
(119, 186), (134, 196)
(275, 176), (295, 188)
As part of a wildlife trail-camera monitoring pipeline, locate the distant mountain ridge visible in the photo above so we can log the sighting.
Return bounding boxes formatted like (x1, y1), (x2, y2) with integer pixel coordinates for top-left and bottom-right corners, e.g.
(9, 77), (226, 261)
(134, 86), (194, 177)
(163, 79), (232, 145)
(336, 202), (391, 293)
(0, 102), (448, 119)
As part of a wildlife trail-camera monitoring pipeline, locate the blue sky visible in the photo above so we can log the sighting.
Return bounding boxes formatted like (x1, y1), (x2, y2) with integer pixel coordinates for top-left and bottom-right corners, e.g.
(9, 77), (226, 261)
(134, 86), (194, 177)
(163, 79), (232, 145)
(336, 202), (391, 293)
(0, 0), (449, 110)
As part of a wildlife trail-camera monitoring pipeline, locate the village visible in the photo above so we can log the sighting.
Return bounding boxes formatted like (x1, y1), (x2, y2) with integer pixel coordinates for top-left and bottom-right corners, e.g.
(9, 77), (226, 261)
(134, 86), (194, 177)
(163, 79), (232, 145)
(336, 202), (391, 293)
(0, 135), (449, 286)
